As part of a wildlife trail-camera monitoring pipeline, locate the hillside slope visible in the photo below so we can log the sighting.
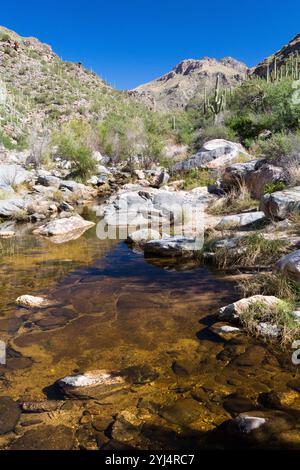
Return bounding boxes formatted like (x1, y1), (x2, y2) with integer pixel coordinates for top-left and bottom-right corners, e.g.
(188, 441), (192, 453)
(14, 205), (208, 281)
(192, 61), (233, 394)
(130, 57), (248, 111)
(0, 26), (141, 148)
(253, 33), (300, 78)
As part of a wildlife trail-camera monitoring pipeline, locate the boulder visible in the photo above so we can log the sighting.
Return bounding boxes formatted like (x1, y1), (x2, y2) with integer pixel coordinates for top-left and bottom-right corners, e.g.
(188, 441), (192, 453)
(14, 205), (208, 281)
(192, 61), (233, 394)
(33, 215), (95, 237)
(275, 250), (300, 283)
(219, 295), (281, 321)
(144, 236), (203, 258)
(0, 197), (31, 218)
(0, 164), (33, 187)
(216, 212), (265, 230)
(172, 139), (249, 172)
(36, 171), (62, 188)
(260, 187), (300, 220)
(222, 160), (285, 199)
(246, 163), (285, 199)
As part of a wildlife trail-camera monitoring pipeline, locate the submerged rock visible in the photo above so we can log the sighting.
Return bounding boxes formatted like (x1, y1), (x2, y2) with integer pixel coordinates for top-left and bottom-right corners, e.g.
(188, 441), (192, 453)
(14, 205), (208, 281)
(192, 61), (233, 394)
(10, 425), (74, 450)
(209, 322), (241, 340)
(159, 398), (203, 426)
(57, 370), (128, 400)
(16, 295), (57, 309)
(57, 365), (158, 400)
(0, 397), (21, 435)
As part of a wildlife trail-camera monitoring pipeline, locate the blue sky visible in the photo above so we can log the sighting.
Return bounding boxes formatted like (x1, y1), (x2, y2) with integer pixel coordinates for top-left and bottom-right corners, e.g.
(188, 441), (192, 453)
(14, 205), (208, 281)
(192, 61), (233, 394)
(2, 0), (300, 89)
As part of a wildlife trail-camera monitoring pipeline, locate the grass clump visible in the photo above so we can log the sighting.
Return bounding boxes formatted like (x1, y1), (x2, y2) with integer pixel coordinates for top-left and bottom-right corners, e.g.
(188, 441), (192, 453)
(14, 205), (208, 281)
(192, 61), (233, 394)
(238, 272), (300, 303)
(213, 234), (287, 269)
(264, 181), (287, 194)
(239, 299), (299, 347)
(179, 168), (216, 190)
(209, 183), (257, 215)
(257, 132), (293, 160)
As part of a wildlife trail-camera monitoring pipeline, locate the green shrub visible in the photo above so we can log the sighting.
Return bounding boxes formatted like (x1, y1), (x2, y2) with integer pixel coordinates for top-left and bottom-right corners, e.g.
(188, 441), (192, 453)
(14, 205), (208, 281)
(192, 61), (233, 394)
(0, 33), (11, 42)
(226, 114), (273, 146)
(52, 120), (96, 180)
(264, 181), (287, 194)
(257, 132), (293, 160)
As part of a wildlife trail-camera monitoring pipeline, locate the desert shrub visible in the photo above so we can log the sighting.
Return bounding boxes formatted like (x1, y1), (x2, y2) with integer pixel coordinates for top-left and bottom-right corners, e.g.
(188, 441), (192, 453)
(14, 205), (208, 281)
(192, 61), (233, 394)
(229, 77), (300, 132)
(179, 168), (216, 190)
(52, 120), (96, 180)
(257, 132), (293, 160)
(226, 113), (273, 146)
(0, 33), (11, 42)
(194, 125), (237, 150)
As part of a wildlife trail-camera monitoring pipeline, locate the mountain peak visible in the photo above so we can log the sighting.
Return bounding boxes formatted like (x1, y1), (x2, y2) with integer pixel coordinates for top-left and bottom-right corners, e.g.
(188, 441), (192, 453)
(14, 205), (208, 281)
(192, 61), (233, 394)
(133, 56), (247, 110)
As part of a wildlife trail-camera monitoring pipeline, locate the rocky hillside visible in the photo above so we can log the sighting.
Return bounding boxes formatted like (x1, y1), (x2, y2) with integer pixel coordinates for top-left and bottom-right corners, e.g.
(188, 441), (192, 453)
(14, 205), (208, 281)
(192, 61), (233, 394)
(253, 32), (300, 78)
(0, 26), (141, 148)
(130, 57), (248, 111)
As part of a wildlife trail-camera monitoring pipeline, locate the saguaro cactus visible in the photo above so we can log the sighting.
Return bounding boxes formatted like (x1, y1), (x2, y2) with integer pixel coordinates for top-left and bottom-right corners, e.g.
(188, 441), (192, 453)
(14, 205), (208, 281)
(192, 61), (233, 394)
(208, 75), (225, 121)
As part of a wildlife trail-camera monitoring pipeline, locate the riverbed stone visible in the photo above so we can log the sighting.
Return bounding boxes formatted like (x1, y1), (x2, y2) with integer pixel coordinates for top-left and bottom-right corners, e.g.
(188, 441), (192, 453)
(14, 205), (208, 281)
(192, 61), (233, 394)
(232, 345), (266, 367)
(209, 323), (241, 341)
(33, 215), (95, 237)
(216, 212), (265, 230)
(57, 369), (128, 400)
(260, 186), (300, 220)
(10, 425), (74, 450)
(222, 160), (285, 199)
(16, 295), (57, 309)
(0, 164), (33, 187)
(0, 197), (30, 218)
(159, 398), (203, 426)
(127, 229), (169, 245)
(223, 394), (257, 414)
(0, 397), (21, 435)
(275, 250), (300, 283)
